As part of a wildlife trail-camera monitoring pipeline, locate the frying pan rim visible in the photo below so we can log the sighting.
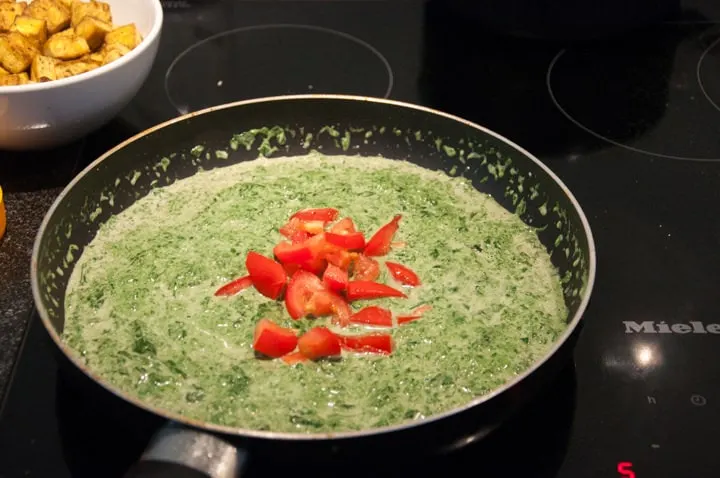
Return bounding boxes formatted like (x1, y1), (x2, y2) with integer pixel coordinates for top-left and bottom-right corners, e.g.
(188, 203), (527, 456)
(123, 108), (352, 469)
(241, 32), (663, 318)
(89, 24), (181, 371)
(31, 94), (597, 442)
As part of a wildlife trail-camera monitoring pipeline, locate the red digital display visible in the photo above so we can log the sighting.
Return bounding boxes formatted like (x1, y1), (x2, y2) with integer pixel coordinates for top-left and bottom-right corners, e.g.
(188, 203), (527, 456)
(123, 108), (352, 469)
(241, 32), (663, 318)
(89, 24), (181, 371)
(618, 462), (635, 478)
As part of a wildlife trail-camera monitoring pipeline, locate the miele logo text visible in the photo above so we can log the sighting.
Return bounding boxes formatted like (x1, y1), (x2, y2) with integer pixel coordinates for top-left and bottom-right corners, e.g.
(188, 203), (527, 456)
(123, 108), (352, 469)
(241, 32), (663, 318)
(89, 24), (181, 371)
(624, 321), (720, 334)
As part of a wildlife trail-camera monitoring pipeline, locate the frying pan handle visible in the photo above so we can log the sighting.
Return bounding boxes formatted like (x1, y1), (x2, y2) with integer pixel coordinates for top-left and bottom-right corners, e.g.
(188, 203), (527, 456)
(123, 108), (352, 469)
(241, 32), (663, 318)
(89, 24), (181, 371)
(124, 422), (248, 478)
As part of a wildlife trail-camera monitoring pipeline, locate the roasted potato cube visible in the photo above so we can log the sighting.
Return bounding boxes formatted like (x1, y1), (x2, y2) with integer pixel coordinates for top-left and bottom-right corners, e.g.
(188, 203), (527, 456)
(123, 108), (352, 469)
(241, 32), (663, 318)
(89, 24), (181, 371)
(74, 15), (109, 50)
(43, 30), (89, 60)
(101, 41), (129, 64)
(30, 54), (56, 81)
(54, 56), (99, 79)
(71, 1), (110, 27)
(55, 0), (74, 8)
(25, 0), (70, 35)
(105, 24), (140, 50)
(10, 15), (47, 48)
(86, 50), (103, 63)
(0, 2), (25, 31)
(0, 31), (37, 73)
(0, 71), (29, 85)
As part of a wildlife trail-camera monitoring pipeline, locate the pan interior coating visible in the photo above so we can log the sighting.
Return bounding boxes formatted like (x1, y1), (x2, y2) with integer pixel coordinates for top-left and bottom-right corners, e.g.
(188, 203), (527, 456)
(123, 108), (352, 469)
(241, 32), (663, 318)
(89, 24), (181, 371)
(63, 152), (567, 433)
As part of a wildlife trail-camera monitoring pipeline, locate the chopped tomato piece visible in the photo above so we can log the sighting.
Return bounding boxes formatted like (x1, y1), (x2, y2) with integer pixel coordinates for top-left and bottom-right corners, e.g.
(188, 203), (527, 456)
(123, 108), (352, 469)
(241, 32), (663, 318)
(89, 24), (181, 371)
(325, 232), (365, 250)
(397, 304), (433, 324)
(329, 217), (356, 234)
(290, 208), (339, 222)
(280, 217), (325, 239)
(306, 290), (352, 326)
(290, 230), (310, 244)
(245, 251), (287, 299)
(285, 270), (326, 319)
(349, 306), (393, 327)
(324, 248), (353, 270)
(385, 261), (421, 287)
(298, 220), (327, 235)
(253, 319), (298, 358)
(300, 256), (328, 275)
(281, 351), (308, 365)
(274, 241), (313, 264)
(283, 262), (301, 276)
(352, 254), (380, 281)
(298, 327), (342, 360)
(339, 333), (394, 355)
(214, 275), (253, 297)
(364, 214), (402, 257)
(347, 280), (406, 301)
(297, 233), (332, 274)
(323, 264), (348, 292)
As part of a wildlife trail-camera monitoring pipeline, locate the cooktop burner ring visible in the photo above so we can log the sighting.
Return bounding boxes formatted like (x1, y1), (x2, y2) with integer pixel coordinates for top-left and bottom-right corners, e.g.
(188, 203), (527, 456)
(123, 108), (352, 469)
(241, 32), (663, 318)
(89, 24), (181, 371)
(697, 36), (720, 113)
(547, 48), (720, 162)
(164, 24), (394, 115)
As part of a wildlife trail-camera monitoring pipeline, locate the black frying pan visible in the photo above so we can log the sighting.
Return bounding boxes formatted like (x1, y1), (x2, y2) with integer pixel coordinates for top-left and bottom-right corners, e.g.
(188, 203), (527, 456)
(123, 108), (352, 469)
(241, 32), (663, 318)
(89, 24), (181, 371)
(31, 95), (596, 477)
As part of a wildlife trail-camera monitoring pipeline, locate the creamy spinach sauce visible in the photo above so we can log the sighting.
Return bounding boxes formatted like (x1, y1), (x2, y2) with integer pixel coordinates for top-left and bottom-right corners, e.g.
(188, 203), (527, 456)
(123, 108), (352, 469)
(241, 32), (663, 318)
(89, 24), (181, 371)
(64, 153), (567, 433)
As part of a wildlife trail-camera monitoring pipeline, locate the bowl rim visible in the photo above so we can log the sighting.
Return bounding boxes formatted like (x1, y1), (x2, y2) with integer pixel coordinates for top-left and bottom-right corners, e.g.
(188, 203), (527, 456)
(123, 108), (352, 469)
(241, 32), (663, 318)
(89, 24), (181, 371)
(0, 0), (164, 94)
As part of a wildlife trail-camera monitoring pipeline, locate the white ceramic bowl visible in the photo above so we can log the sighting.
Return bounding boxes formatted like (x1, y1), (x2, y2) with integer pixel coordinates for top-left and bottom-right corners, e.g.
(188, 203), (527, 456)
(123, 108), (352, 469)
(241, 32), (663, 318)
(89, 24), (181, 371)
(0, 0), (163, 151)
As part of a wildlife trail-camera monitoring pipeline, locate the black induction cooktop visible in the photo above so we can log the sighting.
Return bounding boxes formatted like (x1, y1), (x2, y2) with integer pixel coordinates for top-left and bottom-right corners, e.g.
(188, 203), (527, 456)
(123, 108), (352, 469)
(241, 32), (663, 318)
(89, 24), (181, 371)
(2, 1), (720, 477)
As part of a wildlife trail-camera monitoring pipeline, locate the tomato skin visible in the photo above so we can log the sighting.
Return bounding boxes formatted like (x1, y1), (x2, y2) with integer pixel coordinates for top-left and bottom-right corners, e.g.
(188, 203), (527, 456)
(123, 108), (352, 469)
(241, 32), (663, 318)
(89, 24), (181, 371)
(346, 281), (407, 301)
(245, 252), (287, 299)
(285, 270), (326, 319)
(214, 275), (253, 296)
(281, 351), (308, 365)
(253, 319), (298, 357)
(290, 208), (339, 222)
(352, 254), (379, 281)
(325, 232), (366, 250)
(364, 215), (402, 257)
(298, 327), (342, 360)
(273, 241), (313, 264)
(323, 264), (348, 292)
(385, 261), (421, 287)
(339, 333), (393, 355)
(349, 306), (393, 326)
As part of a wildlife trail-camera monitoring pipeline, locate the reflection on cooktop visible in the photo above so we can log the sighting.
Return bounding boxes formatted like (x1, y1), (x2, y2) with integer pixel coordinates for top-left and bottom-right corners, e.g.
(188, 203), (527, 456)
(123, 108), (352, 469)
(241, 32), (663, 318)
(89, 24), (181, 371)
(547, 25), (720, 161)
(698, 36), (720, 112)
(164, 24), (394, 114)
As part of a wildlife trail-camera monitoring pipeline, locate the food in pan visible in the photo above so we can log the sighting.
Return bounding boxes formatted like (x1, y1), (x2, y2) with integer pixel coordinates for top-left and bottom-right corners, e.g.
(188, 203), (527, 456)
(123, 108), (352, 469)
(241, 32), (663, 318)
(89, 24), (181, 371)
(0, 0), (141, 85)
(64, 152), (568, 433)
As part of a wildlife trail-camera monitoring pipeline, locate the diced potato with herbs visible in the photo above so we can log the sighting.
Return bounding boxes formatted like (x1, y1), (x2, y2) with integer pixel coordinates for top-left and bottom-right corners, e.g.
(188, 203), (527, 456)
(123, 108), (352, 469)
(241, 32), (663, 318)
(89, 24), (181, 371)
(0, 31), (37, 73)
(25, 0), (71, 35)
(11, 16), (47, 48)
(54, 56), (98, 79)
(30, 53), (55, 81)
(0, 1), (140, 85)
(86, 49), (102, 63)
(70, 1), (110, 27)
(43, 30), (89, 60)
(0, 71), (29, 85)
(100, 41), (128, 64)
(0, 2), (25, 31)
(74, 15), (109, 50)
(105, 24), (140, 50)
